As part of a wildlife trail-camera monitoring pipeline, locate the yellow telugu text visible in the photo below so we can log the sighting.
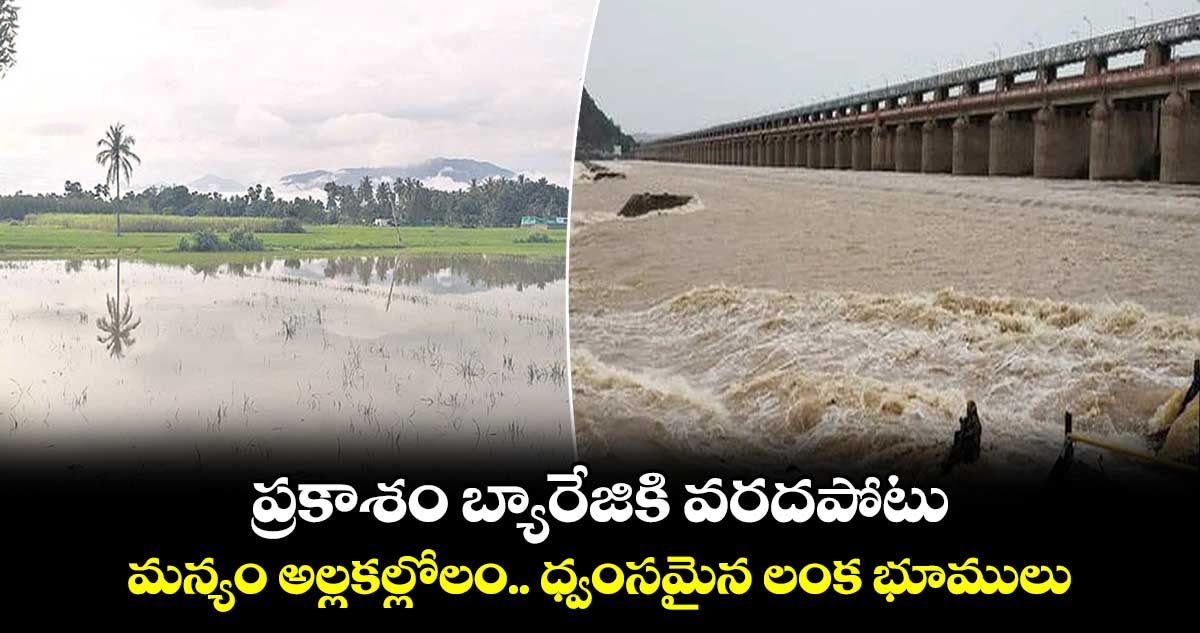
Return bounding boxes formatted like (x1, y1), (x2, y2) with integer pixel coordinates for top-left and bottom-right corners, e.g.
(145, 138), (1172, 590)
(127, 554), (1070, 611)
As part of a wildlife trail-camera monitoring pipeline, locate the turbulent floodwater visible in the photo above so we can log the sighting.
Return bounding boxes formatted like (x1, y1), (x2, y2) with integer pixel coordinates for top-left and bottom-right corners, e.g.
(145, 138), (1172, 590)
(570, 161), (1200, 482)
(0, 255), (572, 472)
(573, 286), (1200, 478)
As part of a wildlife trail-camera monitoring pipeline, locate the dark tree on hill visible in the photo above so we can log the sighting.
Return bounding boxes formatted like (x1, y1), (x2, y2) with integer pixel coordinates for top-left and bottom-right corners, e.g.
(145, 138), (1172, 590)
(576, 87), (636, 160)
(323, 182), (339, 212)
(357, 176), (375, 217)
(375, 180), (395, 221)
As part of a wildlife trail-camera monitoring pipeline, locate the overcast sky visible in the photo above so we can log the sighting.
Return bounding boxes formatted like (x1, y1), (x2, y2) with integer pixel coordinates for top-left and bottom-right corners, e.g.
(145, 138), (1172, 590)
(586, 0), (1200, 136)
(0, 0), (597, 195)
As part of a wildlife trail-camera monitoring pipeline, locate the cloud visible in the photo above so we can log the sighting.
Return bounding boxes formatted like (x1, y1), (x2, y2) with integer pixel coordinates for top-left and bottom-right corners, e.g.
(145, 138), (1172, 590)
(421, 174), (470, 192)
(233, 104), (292, 144)
(191, 0), (291, 9)
(315, 113), (397, 147)
(26, 121), (88, 137)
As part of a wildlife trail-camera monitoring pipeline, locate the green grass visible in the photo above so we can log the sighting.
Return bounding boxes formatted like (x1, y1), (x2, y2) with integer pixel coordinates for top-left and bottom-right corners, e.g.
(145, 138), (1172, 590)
(25, 213), (296, 233)
(0, 219), (565, 262)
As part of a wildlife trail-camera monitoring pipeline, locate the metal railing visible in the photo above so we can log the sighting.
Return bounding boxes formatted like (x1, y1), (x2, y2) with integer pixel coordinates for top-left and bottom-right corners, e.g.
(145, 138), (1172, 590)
(648, 13), (1200, 146)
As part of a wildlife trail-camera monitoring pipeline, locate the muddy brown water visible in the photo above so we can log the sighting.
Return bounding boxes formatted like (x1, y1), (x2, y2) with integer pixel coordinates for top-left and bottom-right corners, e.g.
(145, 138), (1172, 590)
(570, 161), (1200, 483)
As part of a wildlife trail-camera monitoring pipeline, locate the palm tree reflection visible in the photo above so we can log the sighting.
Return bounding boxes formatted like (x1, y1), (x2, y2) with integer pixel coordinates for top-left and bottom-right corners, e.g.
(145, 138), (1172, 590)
(96, 258), (141, 358)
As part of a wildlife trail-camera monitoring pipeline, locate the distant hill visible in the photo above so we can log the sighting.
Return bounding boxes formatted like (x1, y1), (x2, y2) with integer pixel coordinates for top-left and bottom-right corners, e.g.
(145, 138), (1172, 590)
(187, 174), (245, 194)
(576, 88), (635, 160)
(279, 158), (515, 193)
(631, 132), (670, 144)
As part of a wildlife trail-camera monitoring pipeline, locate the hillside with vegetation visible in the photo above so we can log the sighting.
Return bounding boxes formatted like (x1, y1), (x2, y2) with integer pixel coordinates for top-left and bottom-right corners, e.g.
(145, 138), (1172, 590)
(575, 87), (636, 159)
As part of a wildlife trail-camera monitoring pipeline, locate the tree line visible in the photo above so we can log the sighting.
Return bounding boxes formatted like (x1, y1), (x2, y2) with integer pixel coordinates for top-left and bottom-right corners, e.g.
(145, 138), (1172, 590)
(0, 182), (328, 223)
(323, 175), (567, 226)
(0, 174), (568, 227)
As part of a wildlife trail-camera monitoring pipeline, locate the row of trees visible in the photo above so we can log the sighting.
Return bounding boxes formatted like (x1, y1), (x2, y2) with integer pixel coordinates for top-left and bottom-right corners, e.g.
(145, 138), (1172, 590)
(0, 181), (329, 223)
(322, 174), (567, 226)
(1, 174), (568, 227)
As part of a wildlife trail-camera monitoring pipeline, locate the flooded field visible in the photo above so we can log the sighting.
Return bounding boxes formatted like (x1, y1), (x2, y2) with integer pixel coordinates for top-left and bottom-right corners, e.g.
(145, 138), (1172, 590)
(571, 160), (1200, 483)
(0, 254), (571, 473)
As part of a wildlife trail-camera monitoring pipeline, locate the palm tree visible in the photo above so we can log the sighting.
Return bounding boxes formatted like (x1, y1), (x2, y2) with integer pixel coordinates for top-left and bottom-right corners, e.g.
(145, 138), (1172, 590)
(0, 0), (17, 79)
(95, 123), (141, 235)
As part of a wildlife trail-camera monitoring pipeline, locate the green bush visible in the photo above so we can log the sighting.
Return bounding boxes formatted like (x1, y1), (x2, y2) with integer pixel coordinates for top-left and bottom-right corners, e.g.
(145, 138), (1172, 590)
(228, 227), (263, 251)
(179, 227), (220, 252)
(279, 217), (305, 233)
(178, 227), (263, 252)
(514, 232), (552, 244)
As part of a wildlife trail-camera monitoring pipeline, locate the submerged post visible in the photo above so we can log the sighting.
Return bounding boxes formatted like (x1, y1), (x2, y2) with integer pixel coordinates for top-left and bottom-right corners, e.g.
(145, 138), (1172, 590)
(941, 400), (983, 474)
(1047, 411), (1076, 486)
(1180, 359), (1200, 419)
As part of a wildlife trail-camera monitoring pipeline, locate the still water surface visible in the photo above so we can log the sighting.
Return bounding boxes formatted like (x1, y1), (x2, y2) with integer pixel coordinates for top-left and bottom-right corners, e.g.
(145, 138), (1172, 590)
(0, 255), (572, 472)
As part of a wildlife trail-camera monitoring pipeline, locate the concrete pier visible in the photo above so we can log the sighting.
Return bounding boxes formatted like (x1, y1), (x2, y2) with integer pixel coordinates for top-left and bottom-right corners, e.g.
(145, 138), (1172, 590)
(1162, 90), (1200, 184)
(895, 123), (923, 172)
(851, 128), (871, 170)
(820, 132), (836, 169)
(835, 131), (852, 169)
(953, 116), (990, 175)
(871, 124), (895, 171)
(921, 120), (953, 174)
(1033, 106), (1090, 179)
(807, 134), (820, 168)
(989, 110), (1034, 176)
(1090, 99), (1158, 180)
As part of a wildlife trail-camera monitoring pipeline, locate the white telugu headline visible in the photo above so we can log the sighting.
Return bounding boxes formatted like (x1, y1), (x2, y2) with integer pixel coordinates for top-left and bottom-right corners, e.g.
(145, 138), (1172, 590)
(250, 464), (949, 544)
